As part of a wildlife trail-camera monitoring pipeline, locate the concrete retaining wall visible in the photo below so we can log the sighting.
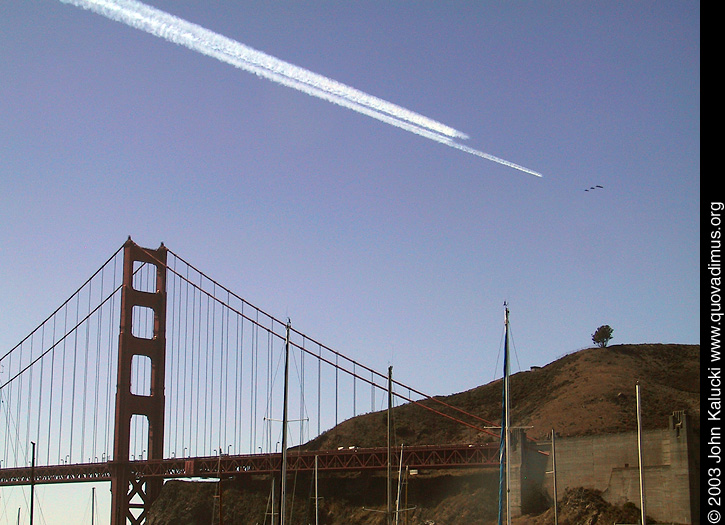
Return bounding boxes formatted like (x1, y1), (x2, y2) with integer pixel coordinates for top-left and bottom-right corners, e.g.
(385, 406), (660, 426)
(518, 411), (698, 524)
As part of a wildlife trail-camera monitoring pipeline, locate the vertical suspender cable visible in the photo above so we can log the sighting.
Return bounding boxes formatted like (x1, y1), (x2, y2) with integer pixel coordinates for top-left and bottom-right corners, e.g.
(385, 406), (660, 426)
(3, 351), (11, 467)
(233, 307), (238, 453)
(168, 258), (177, 457)
(105, 256), (117, 460)
(47, 315), (56, 465)
(210, 286), (216, 453)
(80, 282), (91, 463)
(210, 287), (216, 453)
(267, 326), (272, 453)
(236, 304), (243, 453)
(181, 264), (190, 455)
(58, 304), (67, 463)
(300, 338), (305, 446)
(93, 271), (104, 462)
(223, 292), (230, 451)
(36, 326), (45, 465)
(26, 334), (34, 462)
(190, 276), (197, 455)
(16, 348), (23, 465)
(204, 289), (210, 454)
(252, 310), (259, 453)
(317, 344), (321, 438)
(195, 278), (202, 455)
(209, 284), (216, 453)
(250, 312), (255, 454)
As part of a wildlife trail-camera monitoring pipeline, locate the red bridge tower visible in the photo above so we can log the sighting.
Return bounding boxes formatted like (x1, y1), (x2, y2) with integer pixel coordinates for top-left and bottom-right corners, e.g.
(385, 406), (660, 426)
(111, 239), (167, 525)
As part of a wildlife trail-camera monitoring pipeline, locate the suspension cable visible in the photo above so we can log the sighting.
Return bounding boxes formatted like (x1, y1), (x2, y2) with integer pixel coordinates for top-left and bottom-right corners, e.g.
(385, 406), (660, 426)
(156, 247), (498, 432)
(0, 244), (124, 365)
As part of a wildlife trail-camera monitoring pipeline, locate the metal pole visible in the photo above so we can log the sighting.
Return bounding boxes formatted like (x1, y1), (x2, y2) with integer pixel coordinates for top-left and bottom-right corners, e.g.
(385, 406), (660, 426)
(279, 320), (291, 525)
(387, 365), (393, 525)
(636, 383), (647, 525)
(504, 306), (511, 525)
(551, 430), (558, 525)
(314, 455), (319, 525)
(218, 449), (224, 525)
(30, 441), (35, 525)
(395, 444), (404, 525)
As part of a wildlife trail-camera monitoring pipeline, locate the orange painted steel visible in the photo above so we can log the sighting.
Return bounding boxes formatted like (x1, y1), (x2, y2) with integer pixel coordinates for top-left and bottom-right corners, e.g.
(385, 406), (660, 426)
(0, 443), (500, 486)
(111, 239), (168, 525)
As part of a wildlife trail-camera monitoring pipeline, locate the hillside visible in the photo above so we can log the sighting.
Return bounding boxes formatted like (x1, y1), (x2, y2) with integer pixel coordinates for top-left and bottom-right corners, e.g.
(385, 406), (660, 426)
(305, 343), (699, 449)
(148, 343), (700, 524)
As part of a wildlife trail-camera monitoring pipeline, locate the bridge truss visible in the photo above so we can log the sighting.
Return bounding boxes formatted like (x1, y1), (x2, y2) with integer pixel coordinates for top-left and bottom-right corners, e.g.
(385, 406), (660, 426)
(0, 443), (500, 485)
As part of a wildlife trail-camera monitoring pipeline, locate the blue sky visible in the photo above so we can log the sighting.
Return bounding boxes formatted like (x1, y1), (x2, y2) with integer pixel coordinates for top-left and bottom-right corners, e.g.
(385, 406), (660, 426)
(0, 1), (699, 523)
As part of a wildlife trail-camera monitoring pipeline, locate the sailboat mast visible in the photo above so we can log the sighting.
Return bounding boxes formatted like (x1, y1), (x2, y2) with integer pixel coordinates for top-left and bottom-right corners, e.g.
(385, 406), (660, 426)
(314, 455), (319, 525)
(504, 305), (511, 525)
(30, 441), (35, 525)
(217, 449), (224, 525)
(279, 320), (291, 525)
(387, 365), (393, 525)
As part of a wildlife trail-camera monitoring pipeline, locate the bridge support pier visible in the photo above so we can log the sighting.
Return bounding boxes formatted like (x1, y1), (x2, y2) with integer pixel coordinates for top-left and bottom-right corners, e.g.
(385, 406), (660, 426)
(111, 239), (167, 525)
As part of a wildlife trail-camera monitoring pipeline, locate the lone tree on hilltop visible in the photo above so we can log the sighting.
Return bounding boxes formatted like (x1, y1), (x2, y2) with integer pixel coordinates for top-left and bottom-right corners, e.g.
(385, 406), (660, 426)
(592, 325), (614, 347)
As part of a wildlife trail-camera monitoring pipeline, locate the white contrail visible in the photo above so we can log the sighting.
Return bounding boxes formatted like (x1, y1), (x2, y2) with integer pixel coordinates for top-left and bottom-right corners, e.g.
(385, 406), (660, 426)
(60, 0), (465, 139)
(59, 0), (542, 177)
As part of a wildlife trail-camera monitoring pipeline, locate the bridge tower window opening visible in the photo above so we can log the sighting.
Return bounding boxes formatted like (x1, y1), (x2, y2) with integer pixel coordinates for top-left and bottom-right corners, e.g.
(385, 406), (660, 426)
(130, 355), (152, 397)
(132, 261), (160, 294)
(130, 413), (149, 461)
(131, 306), (156, 340)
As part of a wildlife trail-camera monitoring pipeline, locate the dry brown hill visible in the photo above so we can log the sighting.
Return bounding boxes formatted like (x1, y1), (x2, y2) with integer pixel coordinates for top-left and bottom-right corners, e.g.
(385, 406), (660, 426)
(305, 343), (699, 450)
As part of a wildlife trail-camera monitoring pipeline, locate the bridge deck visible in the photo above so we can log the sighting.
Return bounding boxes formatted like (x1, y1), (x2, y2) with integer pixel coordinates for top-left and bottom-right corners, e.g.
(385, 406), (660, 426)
(0, 443), (499, 486)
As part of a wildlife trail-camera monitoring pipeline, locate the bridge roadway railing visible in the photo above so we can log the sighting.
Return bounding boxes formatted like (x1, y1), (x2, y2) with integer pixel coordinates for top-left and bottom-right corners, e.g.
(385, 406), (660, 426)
(0, 443), (499, 486)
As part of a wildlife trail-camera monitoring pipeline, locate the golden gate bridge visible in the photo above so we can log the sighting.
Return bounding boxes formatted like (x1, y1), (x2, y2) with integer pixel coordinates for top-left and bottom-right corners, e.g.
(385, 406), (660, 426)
(0, 238), (500, 524)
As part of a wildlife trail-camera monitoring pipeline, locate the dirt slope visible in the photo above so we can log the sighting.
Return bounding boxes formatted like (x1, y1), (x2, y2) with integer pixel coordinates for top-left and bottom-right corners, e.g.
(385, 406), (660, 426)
(305, 344), (699, 449)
